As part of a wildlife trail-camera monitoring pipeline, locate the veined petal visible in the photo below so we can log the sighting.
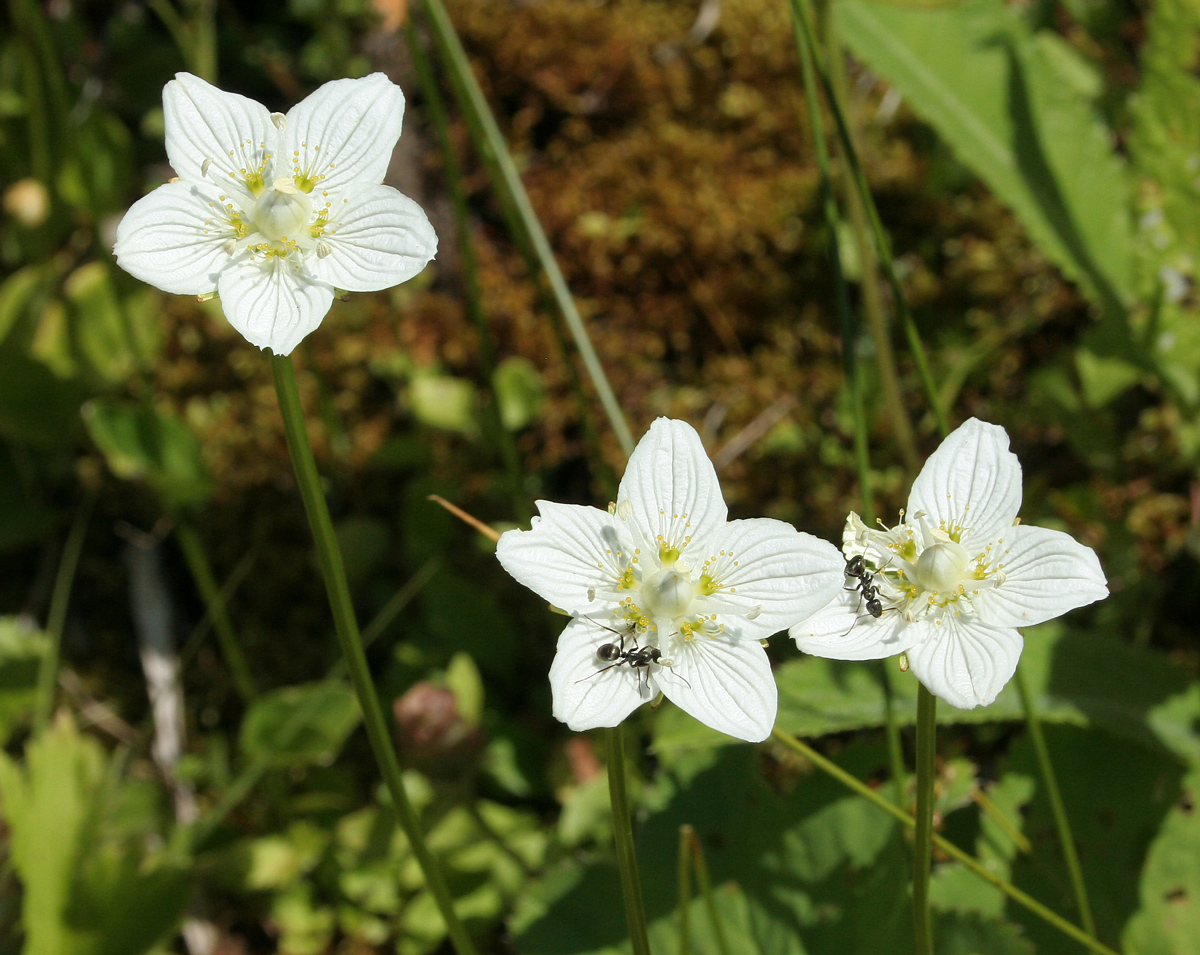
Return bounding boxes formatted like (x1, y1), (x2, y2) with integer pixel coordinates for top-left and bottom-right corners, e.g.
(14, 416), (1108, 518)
(699, 518), (844, 641)
(905, 616), (1022, 709)
(164, 73), (275, 201)
(907, 418), (1022, 549)
(789, 591), (918, 660)
(970, 524), (1108, 628)
(549, 618), (651, 731)
(283, 74), (404, 193)
(616, 418), (728, 558)
(660, 632), (776, 742)
(495, 501), (630, 616)
(114, 181), (237, 295)
(308, 184), (436, 292)
(216, 255), (334, 355)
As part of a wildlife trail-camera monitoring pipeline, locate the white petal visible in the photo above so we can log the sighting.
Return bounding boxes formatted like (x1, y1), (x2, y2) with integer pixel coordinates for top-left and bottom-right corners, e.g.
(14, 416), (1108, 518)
(659, 632), (777, 742)
(283, 74), (404, 193)
(308, 184), (436, 292)
(789, 590), (919, 660)
(495, 501), (630, 616)
(905, 616), (1022, 709)
(616, 418), (728, 558)
(907, 418), (1022, 548)
(164, 73), (275, 203)
(216, 255), (334, 355)
(114, 181), (236, 295)
(698, 519), (844, 641)
(549, 618), (651, 731)
(970, 524), (1108, 628)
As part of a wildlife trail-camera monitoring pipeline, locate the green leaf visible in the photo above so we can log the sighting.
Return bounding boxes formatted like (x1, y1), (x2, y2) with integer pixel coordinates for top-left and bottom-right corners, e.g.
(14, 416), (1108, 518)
(0, 617), (48, 744)
(239, 681), (360, 767)
(936, 913), (1036, 955)
(82, 398), (215, 509)
(409, 373), (478, 436)
(512, 743), (909, 955)
(836, 0), (1132, 312)
(1123, 765), (1200, 955)
(0, 716), (188, 955)
(492, 356), (546, 431)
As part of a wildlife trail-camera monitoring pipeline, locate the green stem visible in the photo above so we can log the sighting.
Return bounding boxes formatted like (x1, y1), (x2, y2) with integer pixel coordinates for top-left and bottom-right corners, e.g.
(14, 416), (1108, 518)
(175, 519), (257, 703)
(400, 21), (531, 522)
(769, 728), (1123, 955)
(270, 354), (478, 955)
(416, 0), (635, 457)
(677, 825), (693, 955)
(822, 2), (919, 473)
(605, 725), (652, 955)
(790, 0), (947, 437)
(1015, 660), (1096, 940)
(34, 497), (92, 732)
(913, 684), (937, 955)
(789, 0), (872, 519)
(687, 825), (731, 955)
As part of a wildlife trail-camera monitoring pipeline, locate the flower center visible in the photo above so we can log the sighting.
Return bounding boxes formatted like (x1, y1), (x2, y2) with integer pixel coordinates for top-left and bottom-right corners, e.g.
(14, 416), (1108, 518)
(251, 178), (313, 246)
(641, 567), (695, 619)
(913, 541), (970, 594)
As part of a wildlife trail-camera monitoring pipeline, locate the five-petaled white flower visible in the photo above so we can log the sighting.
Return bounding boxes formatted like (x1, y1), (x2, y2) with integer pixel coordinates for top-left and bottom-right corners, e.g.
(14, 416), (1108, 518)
(496, 418), (844, 742)
(789, 418), (1108, 709)
(114, 72), (437, 356)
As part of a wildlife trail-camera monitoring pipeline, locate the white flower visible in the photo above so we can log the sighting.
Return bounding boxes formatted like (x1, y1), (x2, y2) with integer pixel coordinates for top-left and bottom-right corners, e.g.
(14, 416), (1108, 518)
(496, 418), (844, 742)
(789, 418), (1108, 709)
(114, 72), (437, 356)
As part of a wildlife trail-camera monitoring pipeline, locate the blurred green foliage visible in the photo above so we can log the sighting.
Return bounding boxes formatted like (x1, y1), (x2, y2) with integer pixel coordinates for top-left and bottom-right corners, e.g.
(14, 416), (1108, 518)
(1, 0), (1200, 952)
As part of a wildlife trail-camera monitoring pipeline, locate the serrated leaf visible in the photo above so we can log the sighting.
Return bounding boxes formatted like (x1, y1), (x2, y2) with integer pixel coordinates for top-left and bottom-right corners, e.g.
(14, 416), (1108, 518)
(836, 0), (1132, 312)
(239, 681), (360, 767)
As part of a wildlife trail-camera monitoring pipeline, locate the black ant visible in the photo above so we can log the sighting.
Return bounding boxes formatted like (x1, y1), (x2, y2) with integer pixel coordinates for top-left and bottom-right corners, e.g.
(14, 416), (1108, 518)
(575, 620), (690, 692)
(845, 554), (885, 618)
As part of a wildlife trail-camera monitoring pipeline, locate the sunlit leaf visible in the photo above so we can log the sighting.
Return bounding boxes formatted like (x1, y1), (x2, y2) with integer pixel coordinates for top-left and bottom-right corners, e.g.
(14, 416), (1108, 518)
(239, 680), (360, 767)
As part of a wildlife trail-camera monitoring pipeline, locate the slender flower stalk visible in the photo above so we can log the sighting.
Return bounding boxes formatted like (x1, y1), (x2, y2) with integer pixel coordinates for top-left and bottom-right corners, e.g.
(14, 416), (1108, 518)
(271, 355), (477, 955)
(607, 725), (651, 955)
(913, 684), (937, 955)
(34, 497), (92, 732)
(1015, 661), (1096, 939)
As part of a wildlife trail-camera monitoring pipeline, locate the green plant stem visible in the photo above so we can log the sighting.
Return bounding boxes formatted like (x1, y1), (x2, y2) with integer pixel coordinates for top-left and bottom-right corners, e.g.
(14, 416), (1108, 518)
(687, 825), (731, 955)
(769, 728), (1123, 955)
(270, 354), (477, 955)
(822, 2), (919, 473)
(677, 825), (693, 955)
(605, 725), (652, 955)
(400, 20), (531, 523)
(34, 497), (92, 732)
(913, 684), (937, 955)
(789, 0), (872, 520)
(175, 519), (257, 703)
(1015, 660), (1097, 941)
(790, 0), (947, 437)
(416, 0), (634, 457)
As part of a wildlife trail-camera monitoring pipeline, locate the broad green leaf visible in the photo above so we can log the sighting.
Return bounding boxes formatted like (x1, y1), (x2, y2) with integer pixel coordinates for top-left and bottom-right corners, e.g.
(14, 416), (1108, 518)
(239, 680), (360, 767)
(82, 398), (215, 509)
(937, 913), (1036, 955)
(512, 743), (908, 955)
(493, 356), (546, 431)
(409, 373), (478, 436)
(1004, 725), (1182, 950)
(836, 0), (1132, 312)
(1123, 765), (1200, 954)
(0, 617), (48, 744)
(61, 262), (160, 386)
(0, 341), (89, 446)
